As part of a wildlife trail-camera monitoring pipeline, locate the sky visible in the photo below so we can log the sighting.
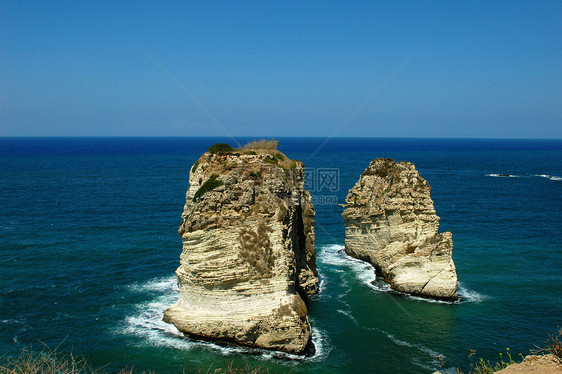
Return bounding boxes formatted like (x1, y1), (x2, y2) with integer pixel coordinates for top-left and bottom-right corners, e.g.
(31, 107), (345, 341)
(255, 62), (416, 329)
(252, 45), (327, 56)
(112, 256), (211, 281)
(1, 1), (561, 138)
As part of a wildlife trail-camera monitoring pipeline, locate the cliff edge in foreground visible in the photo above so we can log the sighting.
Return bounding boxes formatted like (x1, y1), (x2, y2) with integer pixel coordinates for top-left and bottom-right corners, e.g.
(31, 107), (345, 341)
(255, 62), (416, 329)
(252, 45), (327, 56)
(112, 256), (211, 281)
(164, 143), (318, 354)
(343, 158), (458, 301)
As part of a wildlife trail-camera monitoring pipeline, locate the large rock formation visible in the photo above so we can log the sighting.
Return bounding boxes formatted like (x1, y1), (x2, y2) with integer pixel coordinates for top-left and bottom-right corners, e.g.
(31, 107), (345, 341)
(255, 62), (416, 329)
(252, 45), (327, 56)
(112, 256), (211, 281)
(343, 158), (458, 301)
(164, 143), (318, 354)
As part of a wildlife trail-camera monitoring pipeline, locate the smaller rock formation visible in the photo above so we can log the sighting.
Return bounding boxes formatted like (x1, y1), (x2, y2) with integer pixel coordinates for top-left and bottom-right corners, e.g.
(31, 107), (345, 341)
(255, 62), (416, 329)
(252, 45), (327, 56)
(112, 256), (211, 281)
(164, 142), (318, 354)
(343, 158), (458, 301)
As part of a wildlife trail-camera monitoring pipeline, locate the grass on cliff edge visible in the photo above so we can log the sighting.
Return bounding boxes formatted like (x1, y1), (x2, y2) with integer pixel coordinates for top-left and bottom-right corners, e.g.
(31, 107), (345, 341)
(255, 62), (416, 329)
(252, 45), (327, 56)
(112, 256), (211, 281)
(454, 328), (562, 373)
(241, 139), (279, 150)
(0, 345), (285, 374)
(206, 140), (279, 155)
(3, 330), (561, 374)
(0, 345), (102, 374)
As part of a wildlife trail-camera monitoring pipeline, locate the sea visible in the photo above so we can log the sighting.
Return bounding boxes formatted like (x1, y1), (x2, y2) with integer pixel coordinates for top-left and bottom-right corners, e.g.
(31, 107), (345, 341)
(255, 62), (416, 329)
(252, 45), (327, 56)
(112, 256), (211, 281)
(1, 137), (560, 374)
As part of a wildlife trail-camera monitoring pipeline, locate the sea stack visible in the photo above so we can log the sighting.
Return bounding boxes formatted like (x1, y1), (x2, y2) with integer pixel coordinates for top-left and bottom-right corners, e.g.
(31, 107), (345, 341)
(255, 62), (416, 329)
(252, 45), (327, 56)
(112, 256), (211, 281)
(342, 158), (458, 301)
(164, 142), (318, 354)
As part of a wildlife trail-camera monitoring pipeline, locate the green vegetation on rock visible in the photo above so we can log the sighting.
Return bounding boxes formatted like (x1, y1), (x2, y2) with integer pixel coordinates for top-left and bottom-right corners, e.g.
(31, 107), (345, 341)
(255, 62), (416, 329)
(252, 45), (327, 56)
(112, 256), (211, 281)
(193, 174), (223, 201)
(207, 143), (235, 154)
(191, 160), (200, 173)
(264, 155), (278, 165)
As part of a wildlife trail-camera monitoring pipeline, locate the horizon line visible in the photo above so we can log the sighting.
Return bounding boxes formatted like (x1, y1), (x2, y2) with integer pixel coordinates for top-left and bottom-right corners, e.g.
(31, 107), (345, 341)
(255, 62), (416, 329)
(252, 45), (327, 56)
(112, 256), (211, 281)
(1, 135), (562, 141)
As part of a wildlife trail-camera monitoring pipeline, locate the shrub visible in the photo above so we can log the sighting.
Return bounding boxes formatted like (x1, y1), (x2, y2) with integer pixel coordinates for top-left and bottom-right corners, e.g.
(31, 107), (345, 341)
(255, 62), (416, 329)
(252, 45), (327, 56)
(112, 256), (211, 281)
(207, 143), (234, 154)
(191, 160), (200, 173)
(193, 174), (223, 201)
(249, 170), (262, 179)
(242, 139), (279, 150)
(264, 156), (278, 165)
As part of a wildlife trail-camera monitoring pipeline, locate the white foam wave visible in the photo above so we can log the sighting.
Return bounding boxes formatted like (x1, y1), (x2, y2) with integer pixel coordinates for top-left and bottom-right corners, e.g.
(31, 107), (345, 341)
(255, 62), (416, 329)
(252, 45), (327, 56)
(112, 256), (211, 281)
(317, 244), (351, 267)
(126, 276), (178, 293)
(1, 319), (25, 325)
(400, 293), (454, 304)
(411, 357), (441, 372)
(317, 268), (328, 295)
(384, 332), (413, 348)
(486, 173), (518, 178)
(457, 282), (488, 303)
(318, 244), (379, 291)
(319, 244), (488, 305)
(119, 275), (330, 362)
(386, 282), (486, 305)
(305, 323), (332, 363)
(120, 277), (189, 350)
(382, 330), (446, 371)
(336, 309), (358, 326)
(536, 174), (562, 181)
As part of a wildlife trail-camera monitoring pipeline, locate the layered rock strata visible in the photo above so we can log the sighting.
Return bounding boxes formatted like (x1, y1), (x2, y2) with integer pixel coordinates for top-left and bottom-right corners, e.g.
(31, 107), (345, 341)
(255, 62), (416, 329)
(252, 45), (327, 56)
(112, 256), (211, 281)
(343, 158), (458, 301)
(164, 144), (318, 354)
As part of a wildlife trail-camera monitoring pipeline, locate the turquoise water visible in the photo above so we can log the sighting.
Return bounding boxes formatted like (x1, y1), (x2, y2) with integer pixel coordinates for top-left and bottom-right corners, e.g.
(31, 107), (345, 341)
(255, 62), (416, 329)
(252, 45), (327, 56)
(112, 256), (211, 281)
(1, 137), (560, 373)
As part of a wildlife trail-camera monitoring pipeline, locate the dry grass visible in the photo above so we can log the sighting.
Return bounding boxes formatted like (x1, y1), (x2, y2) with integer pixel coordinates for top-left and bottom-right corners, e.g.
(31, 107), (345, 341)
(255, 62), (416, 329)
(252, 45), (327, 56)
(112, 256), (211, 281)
(242, 139), (279, 150)
(533, 327), (562, 364)
(0, 346), (98, 374)
(0, 346), (282, 374)
(454, 348), (519, 374)
(238, 222), (275, 276)
(0, 343), (160, 374)
(200, 361), (279, 374)
(458, 329), (562, 374)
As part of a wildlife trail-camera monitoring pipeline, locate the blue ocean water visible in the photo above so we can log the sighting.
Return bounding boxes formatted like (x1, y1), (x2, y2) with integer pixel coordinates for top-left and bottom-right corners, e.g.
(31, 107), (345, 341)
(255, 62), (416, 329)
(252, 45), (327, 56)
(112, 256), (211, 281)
(0, 137), (560, 373)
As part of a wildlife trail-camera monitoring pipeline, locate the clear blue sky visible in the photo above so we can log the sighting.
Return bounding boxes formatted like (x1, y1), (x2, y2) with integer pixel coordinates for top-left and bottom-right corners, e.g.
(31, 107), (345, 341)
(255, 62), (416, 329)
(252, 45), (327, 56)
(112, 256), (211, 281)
(1, 1), (561, 138)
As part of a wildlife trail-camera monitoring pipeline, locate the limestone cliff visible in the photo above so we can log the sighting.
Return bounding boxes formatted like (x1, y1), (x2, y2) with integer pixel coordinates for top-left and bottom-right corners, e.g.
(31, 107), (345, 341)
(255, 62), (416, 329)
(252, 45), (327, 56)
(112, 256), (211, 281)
(342, 158), (458, 301)
(164, 144), (318, 354)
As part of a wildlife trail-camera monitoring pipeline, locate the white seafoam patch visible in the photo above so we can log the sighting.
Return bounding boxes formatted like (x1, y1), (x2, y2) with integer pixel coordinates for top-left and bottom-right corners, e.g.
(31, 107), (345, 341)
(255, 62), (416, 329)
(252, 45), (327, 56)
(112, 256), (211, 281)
(485, 173), (562, 181)
(318, 244), (488, 304)
(320, 243), (450, 371)
(536, 174), (562, 181)
(485, 173), (519, 178)
(119, 275), (331, 363)
(456, 282), (488, 303)
(318, 244), (379, 291)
